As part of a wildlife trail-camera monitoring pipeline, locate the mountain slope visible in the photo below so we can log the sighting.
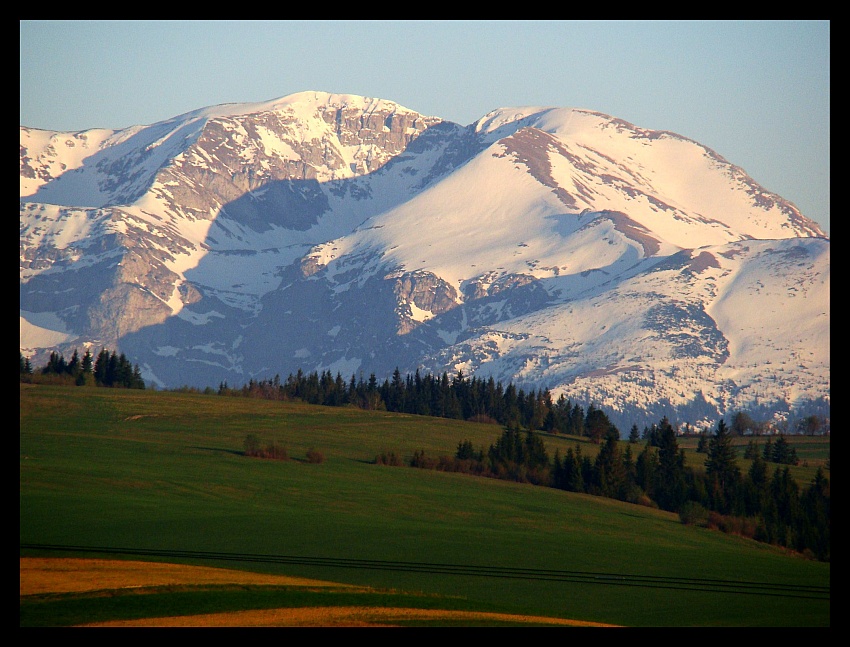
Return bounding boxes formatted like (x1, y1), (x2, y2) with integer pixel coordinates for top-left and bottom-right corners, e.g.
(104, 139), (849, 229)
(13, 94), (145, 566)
(20, 91), (829, 430)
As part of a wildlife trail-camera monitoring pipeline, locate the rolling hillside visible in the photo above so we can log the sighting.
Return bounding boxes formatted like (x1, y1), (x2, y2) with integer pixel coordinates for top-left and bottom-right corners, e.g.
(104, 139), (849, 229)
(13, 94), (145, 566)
(20, 385), (830, 627)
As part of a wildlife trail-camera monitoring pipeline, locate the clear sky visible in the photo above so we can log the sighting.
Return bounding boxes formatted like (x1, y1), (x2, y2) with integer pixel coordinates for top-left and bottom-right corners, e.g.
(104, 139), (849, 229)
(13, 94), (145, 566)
(20, 20), (830, 236)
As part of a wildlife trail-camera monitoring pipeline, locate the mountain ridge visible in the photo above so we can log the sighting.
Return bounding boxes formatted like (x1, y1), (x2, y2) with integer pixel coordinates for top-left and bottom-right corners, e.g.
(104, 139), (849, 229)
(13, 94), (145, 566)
(20, 91), (829, 431)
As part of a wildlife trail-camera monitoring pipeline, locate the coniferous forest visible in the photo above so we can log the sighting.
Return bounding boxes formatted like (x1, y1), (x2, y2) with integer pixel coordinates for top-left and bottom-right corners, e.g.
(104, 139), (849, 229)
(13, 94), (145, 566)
(21, 354), (829, 561)
(20, 348), (145, 389)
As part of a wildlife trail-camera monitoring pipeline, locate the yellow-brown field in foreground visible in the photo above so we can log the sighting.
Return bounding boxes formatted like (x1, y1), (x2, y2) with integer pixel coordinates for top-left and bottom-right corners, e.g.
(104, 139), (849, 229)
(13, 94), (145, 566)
(20, 557), (354, 595)
(21, 557), (617, 627)
(81, 606), (616, 627)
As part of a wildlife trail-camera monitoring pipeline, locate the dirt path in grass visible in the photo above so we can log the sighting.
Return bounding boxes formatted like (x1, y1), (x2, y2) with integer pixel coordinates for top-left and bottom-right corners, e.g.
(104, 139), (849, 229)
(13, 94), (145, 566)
(21, 557), (617, 627)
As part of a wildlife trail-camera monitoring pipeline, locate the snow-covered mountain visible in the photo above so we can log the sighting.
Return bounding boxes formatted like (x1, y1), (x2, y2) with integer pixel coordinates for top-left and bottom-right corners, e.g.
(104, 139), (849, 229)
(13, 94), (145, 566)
(20, 91), (829, 431)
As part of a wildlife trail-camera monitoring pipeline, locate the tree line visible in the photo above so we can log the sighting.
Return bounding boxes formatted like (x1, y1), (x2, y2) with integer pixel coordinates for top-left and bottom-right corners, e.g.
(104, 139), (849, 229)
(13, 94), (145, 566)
(219, 367), (828, 439)
(20, 348), (145, 389)
(221, 367), (630, 439)
(405, 417), (830, 562)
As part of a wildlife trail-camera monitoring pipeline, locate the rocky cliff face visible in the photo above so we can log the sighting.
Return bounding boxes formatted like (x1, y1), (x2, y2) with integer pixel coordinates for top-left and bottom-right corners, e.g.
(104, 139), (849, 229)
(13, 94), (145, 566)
(21, 95), (450, 359)
(390, 270), (460, 334)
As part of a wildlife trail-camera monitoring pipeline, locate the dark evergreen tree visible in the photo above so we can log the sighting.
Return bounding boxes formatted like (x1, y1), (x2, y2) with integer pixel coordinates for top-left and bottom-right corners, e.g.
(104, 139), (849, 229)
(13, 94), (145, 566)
(93, 348), (108, 385)
(580, 452), (595, 490)
(788, 446), (800, 466)
(743, 451), (769, 517)
(704, 419), (742, 514)
(529, 389), (548, 431)
(42, 351), (67, 375)
(502, 383), (520, 429)
(456, 439), (476, 460)
(411, 369), (428, 415)
(523, 430), (549, 470)
(541, 389), (556, 432)
(365, 373), (382, 410)
(696, 432), (708, 453)
(67, 349), (80, 376)
(131, 363), (145, 389)
(622, 443), (637, 494)
(81, 349), (93, 374)
(105, 351), (119, 386)
(770, 434), (798, 465)
(552, 394), (571, 434)
(762, 437), (774, 461)
(388, 367), (405, 412)
(593, 434), (629, 500)
(653, 417), (688, 512)
(552, 449), (564, 488)
(743, 439), (760, 460)
(765, 466), (801, 549)
(584, 404), (612, 444)
(114, 353), (132, 387)
(798, 467), (830, 561)
(635, 441), (658, 501)
(644, 423), (661, 447)
(556, 445), (584, 492)
(568, 403), (584, 437)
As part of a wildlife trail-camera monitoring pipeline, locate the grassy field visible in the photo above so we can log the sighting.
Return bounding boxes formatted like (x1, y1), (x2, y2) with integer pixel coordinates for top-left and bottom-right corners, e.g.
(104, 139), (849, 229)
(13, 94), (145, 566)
(20, 384), (830, 627)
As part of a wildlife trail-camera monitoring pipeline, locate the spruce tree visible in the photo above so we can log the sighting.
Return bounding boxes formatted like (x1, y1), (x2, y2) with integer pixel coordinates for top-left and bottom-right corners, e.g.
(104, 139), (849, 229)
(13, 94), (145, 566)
(762, 437), (774, 461)
(743, 451), (769, 516)
(635, 442), (658, 500)
(81, 349), (93, 374)
(799, 467), (830, 560)
(560, 446), (584, 492)
(705, 419), (741, 514)
(594, 434), (628, 500)
(653, 417), (687, 512)
(67, 349), (80, 376)
(743, 439), (759, 460)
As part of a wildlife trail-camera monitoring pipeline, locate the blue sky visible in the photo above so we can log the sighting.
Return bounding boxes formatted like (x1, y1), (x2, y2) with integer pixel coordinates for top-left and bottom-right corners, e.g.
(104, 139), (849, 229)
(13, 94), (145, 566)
(20, 20), (830, 235)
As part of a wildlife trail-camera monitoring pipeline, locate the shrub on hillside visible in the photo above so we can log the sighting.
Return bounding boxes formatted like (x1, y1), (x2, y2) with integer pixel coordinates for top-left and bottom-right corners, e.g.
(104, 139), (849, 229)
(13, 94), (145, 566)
(375, 451), (403, 466)
(243, 434), (288, 460)
(264, 443), (288, 460)
(410, 449), (439, 469)
(706, 511), (757, 539)
(679, 501), (710, 527)
(306, 448), (325, 464)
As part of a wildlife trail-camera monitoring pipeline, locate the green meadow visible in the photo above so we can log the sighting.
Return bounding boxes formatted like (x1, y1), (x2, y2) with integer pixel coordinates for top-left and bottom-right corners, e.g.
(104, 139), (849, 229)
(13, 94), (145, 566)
(20, 384), (830, 627)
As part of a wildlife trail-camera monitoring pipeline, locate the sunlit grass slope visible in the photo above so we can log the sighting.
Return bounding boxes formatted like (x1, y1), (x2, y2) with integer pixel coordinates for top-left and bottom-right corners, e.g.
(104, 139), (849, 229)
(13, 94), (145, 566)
(20, 385), (829, 627)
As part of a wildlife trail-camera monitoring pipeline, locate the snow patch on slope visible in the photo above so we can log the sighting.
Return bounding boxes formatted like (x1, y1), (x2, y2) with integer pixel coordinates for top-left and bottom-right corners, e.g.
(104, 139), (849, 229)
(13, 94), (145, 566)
(20, 312), (76, 350)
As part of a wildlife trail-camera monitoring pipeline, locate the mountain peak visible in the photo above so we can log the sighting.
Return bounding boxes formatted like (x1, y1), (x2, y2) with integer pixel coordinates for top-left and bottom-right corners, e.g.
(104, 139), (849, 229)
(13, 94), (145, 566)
(20, 93), (829, 430)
